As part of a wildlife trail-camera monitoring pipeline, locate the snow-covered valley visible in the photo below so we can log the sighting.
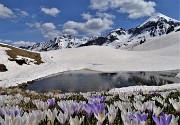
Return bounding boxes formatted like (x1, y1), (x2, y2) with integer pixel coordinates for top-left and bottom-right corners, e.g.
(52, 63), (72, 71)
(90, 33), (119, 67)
(0, 31), (179, 91)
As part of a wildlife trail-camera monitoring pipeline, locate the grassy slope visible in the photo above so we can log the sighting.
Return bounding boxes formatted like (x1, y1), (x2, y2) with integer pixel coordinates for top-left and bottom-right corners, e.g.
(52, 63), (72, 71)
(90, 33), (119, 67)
(0, 44), (43, 65)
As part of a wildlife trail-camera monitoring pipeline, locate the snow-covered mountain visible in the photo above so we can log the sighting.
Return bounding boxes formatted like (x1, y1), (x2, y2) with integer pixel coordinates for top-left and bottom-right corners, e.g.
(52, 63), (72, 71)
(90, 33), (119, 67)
(30, 35), (87, 51)
(80, 13), (180, 49)
(29, 13), (180, 51)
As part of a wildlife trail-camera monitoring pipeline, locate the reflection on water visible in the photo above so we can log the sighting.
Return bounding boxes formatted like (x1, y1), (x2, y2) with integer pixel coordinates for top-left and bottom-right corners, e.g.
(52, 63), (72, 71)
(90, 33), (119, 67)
(24, 70), (179, 93)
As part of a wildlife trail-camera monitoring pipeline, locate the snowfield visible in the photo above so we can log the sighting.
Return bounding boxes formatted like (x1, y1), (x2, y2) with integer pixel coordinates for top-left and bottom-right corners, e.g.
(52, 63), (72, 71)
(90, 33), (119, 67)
(0, 32), (179, 90)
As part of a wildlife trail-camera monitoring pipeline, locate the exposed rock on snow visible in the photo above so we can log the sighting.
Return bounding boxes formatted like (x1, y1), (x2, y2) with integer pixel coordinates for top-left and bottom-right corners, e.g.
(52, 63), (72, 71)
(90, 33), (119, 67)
(0, 64), (7, 72)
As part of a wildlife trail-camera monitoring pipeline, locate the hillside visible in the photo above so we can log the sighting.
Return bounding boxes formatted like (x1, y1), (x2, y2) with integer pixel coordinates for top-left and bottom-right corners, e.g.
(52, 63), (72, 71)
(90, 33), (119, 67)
(0, 31), (179, 87)
(0, 44), (43, 65)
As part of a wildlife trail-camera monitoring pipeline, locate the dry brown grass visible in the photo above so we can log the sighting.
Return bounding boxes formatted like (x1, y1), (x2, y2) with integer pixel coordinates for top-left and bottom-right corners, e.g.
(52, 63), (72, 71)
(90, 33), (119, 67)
(0, 44), (43, 65)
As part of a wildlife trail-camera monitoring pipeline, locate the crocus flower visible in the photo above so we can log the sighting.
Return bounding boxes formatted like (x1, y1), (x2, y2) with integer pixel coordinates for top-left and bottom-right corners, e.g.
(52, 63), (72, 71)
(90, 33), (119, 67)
(133, 101), (148, 112)
(69, 116), (84, 125)
(121, 111), (145, 125)
(152, 96), (166, 105)
(169, 98), (180, 113)
(72, 101), (83, 115)
(88, 95), (106, 103)
(48, 98), (56, 108)
(107, 104), (118, 124)
(33, 100), (49, 110)
(152, 112), (172, 125)
(56, 110), (68, 124)
(153, 105), (164, 116)
(24, 97), (30, 104)
(24, 110), (43, 125)
(58, 101), (75, 116)
(91, 103), (106, 124)
(83, 103), (93, 119)
(169, 114), (179, 125)
(46, 108), (58, 125)
(136, 112), (148, 124)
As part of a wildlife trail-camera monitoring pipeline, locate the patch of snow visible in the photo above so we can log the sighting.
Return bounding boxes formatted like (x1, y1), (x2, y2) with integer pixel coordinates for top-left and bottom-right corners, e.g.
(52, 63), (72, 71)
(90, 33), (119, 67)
(109, 83), (180, 94)
(140, 13), (180, 27)
(0, 32), (179, 89)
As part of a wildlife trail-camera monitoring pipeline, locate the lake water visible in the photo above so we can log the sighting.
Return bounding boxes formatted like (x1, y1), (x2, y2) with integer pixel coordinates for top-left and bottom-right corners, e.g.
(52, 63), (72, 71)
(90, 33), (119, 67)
(24, 70), (179, 93)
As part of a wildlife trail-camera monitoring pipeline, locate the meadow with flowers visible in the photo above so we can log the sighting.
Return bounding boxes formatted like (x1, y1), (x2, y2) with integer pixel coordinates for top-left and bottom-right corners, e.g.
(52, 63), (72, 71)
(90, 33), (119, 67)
(0, 87), (180, 125)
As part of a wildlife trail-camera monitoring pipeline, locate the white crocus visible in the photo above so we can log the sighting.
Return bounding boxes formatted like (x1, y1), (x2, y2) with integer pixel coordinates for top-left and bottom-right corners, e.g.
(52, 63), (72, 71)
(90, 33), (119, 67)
(152, 105), (164, 116)
(134, 95), (145, 102)
(169, 98), (180, 112)
(46, 108), (58, 125)
(56, 110), (68, 124)
(152, 96), (166, 105)
(133, 101), (148, 112)
(0, 114), (21, 125)
(94, 109), (106, 124)
(69, 116), (84, 125)
(33, 100), (49, 110)
(160, 92), (170, 99)
(114, 101), (132, 112)
(24, 97), (30, 104)
(107, 105), (118, 124)
(170, 114), (179, 125)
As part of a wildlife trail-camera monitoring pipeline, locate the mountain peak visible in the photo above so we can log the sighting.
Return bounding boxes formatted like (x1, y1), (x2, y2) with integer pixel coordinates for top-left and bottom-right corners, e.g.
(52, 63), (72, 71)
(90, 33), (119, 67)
(140, 12), (180, 27)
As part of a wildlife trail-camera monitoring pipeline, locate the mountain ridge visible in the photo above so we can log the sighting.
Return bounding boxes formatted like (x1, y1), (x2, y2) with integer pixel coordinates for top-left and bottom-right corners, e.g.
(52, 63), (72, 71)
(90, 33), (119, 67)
(26, 13), (180, 51)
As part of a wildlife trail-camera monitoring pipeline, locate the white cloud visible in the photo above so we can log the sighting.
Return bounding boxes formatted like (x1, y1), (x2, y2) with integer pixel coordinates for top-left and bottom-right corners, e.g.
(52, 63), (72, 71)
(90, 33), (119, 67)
(41, 7), (60, 17)
(62, 29), (78, 35)
(1, 39), (13, 43)
(41, 23), (56, 31)
(90, 0), (156, 19)
(0, 3), (14, 19)
(14, 9), (29, 17)
(27, 22), (61, 39)
(26, 22), (41, 29)
(96, 12), (115, 19)
(81, 13), (92, 20)
(63, 12), (114, 36)
(63, 21), (84, 30)
(43, 30), (61, 39)
(90, 0), (110, 11)
(0, 39), (35, 47)
(20, 11), (29, 16)
(12, 41), (36, 47)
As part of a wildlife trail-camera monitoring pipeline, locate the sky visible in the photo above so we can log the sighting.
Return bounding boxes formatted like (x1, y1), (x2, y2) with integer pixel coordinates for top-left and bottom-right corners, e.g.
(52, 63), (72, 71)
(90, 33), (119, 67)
(0, 0), (179, 47)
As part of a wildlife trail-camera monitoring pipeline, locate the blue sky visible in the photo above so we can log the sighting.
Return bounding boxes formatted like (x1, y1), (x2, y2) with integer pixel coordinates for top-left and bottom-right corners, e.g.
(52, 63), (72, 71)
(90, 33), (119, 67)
(0, 0), (179, 46)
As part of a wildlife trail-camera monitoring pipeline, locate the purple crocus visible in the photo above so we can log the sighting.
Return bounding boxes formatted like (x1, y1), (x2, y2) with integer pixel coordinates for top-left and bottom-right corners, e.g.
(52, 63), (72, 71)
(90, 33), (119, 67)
(48, 98), (56, 107)
(152, 112), (172, 125)
(14, 109), (19, 117)
(91, 102), (106, 115)
(83, 103), (93, 119)
(72, 102), (83, 115)
(88, 95), (106, 103)
(91, 102), (106, 124)
(129, 113), (135, 120)
(129, 112), (148, 124)
(3, 107), (23, 120)
(136, 113), (148, 124)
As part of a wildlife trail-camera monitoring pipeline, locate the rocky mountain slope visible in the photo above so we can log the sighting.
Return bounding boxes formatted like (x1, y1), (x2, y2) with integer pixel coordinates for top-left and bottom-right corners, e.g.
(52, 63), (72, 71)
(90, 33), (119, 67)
(28, 13), (180, 51)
